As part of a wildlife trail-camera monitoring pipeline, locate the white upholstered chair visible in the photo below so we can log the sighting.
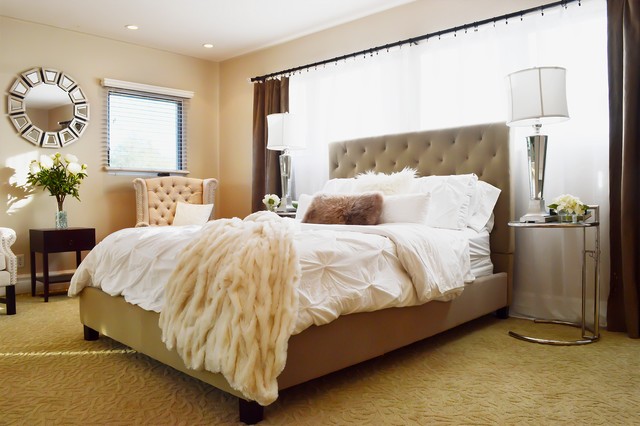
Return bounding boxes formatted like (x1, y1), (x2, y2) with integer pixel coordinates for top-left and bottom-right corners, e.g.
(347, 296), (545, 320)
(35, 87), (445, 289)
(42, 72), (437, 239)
(133, 177), (219, 227)
(0, 227), (17, 315)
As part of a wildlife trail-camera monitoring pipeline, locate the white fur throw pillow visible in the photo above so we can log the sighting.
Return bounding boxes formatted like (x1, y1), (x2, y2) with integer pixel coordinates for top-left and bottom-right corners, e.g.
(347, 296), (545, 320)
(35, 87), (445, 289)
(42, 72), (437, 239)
(354, 167), (417, 195)
(302, 192), (384, 225)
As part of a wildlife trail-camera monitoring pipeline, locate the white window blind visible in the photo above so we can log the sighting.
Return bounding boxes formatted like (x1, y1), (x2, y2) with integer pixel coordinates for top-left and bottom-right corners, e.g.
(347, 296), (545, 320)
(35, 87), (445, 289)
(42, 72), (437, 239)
(102, 79), (193, 175)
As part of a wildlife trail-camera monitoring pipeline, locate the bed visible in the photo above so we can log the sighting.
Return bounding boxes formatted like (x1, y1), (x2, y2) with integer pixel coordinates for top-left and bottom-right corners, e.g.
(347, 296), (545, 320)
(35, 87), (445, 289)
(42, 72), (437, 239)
(74, 122), (513, 424)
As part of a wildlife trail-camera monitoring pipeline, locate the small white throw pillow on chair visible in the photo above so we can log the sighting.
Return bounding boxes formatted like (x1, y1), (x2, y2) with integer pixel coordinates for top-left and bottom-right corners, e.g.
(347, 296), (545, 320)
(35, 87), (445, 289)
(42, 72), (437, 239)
(172, 202), (214, 226)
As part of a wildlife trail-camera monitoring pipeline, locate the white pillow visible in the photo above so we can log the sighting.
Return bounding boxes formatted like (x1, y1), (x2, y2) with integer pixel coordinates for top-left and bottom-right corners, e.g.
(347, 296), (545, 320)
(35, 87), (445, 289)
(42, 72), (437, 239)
(172, 202), (213, 226)
(354, 167), (417, 195)
(321, 178), (357, 194)
(381, 193), (431, 224)
(413, 174), (477, 230)
(484, 213), (496, 233)
(467, 180), (501, 232)
(295, 194), (313, 221)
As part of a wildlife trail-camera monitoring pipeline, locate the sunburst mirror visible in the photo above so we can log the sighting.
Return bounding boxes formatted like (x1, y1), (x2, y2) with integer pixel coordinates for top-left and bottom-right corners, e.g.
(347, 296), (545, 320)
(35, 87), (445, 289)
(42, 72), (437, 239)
(6, 67), (89, 148)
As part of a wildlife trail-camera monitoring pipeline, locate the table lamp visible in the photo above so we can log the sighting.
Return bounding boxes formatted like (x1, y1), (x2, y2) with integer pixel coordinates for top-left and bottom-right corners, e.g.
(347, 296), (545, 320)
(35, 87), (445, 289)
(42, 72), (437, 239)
(267, 112), (305, 212)
(506, 66), (570, 223)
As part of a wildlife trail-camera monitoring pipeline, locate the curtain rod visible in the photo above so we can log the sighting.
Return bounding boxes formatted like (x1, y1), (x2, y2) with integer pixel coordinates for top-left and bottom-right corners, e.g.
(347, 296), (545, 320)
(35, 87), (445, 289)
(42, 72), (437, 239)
(250, 0), (581, 83)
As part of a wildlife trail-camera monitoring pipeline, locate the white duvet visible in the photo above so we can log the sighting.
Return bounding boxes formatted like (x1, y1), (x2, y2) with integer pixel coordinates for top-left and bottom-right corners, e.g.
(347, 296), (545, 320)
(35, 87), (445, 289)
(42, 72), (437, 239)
(69, 220), (474, 334)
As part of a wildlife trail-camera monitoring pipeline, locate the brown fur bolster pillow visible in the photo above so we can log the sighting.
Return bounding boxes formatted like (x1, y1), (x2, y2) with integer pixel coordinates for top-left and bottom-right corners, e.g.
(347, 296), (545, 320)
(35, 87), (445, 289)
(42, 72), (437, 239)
(302, 192), (384, 225)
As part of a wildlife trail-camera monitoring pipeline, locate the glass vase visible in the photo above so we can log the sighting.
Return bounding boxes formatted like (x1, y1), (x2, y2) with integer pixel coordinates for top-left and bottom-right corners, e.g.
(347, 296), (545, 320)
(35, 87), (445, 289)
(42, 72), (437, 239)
(558, 213), (571, 223)
(55, 209), (68, 229)
(558, 212), (584, 223)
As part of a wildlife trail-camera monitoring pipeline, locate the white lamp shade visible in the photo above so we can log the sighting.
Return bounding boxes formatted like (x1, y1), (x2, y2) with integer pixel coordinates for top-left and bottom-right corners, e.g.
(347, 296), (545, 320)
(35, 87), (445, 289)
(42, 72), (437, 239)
(506, 67), (569, 127)
(267, 112), (305, 151)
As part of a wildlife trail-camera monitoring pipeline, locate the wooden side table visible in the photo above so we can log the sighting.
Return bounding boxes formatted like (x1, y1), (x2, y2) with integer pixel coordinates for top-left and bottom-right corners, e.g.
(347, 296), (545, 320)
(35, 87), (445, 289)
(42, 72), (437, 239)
(30, 227), (96, 302)
(508, 206), (601, 345)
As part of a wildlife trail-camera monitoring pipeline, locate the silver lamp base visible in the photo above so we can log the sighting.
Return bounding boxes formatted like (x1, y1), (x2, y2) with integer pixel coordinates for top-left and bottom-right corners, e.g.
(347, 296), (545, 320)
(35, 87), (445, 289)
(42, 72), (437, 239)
(278, 199), (297, 212)
(519, 130), (557, 223)
(277, 149), (297, 212)
(520, 199), (558, 223)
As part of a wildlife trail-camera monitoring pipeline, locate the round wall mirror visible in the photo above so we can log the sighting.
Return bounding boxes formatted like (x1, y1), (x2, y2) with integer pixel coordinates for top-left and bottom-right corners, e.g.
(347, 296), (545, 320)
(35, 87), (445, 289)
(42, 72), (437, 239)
(7, 67), (89, 148)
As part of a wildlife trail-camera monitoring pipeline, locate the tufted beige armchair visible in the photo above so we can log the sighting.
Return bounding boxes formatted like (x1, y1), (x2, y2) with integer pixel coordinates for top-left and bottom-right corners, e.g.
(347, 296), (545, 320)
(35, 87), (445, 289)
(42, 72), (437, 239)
(133, 177), (219, 227)
(0, 227), (17, 315)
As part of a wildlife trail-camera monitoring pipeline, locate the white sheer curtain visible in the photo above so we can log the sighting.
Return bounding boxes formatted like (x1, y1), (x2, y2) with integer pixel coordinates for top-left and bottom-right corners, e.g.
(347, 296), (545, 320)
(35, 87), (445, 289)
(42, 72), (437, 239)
(290, 0), (609, 325)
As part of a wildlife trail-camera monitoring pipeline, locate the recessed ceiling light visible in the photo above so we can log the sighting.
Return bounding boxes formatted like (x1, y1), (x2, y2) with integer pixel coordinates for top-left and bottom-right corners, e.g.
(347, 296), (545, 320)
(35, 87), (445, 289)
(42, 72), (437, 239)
(125, 25), (139, 30)
(203, 43), (214, 49)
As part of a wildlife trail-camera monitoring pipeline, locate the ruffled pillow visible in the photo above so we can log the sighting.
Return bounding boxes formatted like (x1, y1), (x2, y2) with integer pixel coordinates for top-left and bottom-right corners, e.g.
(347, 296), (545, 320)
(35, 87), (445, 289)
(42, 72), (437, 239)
(413, 174), (477, 230)
(467, 180), (501, 232)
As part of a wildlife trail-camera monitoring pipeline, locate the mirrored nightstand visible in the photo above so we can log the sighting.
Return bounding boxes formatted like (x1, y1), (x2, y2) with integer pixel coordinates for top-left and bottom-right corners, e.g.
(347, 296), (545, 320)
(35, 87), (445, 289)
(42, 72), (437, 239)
(508, 205), (601, 345)
(275, 211), (297, 219)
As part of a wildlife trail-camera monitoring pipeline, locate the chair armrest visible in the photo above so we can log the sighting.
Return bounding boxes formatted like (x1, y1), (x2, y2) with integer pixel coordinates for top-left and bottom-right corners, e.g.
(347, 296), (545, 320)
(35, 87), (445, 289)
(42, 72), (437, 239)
(203, 178), (219, 218)
(133, 178), (150, 226)
(0, 227), (17, 285)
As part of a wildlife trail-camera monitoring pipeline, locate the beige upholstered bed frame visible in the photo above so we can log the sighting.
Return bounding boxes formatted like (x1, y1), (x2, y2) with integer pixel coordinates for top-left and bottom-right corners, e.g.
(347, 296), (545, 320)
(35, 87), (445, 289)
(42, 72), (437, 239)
(79, 122), (513, 424)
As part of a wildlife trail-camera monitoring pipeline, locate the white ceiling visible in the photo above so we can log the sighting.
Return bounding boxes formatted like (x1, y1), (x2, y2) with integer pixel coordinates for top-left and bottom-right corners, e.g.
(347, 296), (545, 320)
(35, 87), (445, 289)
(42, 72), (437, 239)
(0, 0), (416, 62)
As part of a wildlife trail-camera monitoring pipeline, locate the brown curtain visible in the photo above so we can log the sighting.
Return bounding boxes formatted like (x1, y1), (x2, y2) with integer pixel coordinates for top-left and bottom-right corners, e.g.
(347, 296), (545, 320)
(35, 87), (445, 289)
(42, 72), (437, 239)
(606, 0), (640, 338)
(251, 78), (289, 212)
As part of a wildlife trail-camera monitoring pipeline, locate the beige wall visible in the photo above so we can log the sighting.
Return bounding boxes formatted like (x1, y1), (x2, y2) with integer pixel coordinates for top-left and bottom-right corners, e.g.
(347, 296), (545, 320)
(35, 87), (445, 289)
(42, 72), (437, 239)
(218, 0), (556, 219)
(1, 17), (219, 276)
(1, 0), (555, 280)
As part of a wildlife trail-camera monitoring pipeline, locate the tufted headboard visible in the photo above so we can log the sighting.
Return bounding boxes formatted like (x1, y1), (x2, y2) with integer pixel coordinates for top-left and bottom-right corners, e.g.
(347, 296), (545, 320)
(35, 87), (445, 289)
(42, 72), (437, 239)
(328, 123), (514, 289)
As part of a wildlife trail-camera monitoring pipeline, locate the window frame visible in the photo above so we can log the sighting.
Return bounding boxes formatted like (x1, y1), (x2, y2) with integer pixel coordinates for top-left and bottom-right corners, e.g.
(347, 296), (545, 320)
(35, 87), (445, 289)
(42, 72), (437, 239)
(102, 78), (193, 175)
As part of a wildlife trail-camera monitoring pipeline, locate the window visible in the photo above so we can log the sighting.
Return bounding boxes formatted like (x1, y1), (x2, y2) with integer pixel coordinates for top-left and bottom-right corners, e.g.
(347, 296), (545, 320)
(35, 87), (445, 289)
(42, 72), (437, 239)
(289, 0), (608, 199)
(102, 79), (193, 174)
(289, 0), (609, 326)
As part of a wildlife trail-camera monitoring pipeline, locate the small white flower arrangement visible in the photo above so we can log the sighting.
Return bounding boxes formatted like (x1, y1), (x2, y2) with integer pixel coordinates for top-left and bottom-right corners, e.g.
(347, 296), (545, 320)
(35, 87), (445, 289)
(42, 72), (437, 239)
(262, 194), (281, 212)
(548, 194), (589, 216)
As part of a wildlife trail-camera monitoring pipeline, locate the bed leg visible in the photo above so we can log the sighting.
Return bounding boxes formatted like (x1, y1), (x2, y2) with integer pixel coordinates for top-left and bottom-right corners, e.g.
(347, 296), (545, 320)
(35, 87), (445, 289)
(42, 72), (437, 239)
(238, 398), (264, 424)
(495, 306), (509, 319)
(83, 325), (99, 341)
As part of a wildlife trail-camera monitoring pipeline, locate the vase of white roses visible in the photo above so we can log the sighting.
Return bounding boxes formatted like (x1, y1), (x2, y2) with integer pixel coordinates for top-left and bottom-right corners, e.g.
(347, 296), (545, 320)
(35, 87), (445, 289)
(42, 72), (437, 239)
(27, 153), (88, 229)
(548, 194), (590, 223)
(262, 194), (281, 212)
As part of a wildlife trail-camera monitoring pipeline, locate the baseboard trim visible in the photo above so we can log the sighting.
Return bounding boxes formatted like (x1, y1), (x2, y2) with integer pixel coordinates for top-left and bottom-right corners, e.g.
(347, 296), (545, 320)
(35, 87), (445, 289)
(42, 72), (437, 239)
(11, 270), (77, 296)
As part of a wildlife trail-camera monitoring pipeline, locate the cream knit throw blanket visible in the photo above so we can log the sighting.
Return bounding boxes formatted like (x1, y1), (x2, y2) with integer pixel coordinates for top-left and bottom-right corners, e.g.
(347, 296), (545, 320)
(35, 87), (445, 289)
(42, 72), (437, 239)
(159, 211), (301, 406)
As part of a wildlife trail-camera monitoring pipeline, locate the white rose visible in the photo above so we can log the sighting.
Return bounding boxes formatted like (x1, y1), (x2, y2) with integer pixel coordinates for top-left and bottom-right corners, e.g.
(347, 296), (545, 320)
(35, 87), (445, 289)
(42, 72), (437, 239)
(67, 162), (82, 174)
(64, 153), (79, 163)
(39, 155), (54, 169)
(29, 161), (41, 174)
(552, 194), (586, 215)
(262, 194), (280, 210)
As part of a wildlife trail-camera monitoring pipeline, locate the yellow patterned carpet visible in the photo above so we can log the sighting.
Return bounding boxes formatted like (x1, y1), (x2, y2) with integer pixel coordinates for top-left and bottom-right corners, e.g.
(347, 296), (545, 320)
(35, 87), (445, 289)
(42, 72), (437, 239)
(1, 294), (639, 425)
